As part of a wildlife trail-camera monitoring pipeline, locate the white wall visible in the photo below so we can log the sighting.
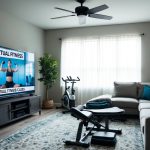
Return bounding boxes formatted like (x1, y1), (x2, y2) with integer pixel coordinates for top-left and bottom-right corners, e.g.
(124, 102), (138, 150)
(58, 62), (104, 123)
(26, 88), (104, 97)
(0, 10), (45, 100)
(45, 22), (150, 103)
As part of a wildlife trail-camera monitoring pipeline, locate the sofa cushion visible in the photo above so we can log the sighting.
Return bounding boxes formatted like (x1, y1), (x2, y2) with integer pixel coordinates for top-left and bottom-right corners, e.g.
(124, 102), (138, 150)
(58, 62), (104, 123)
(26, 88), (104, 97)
(120, 108), (138, 115)
(139, 99), (150, 103)
(140, 109), (150, 120)
(140, 109), (150, 135)
(113, 82), (137, 98)
(111, 97), (139, 108)
(139, 102), (150, 111)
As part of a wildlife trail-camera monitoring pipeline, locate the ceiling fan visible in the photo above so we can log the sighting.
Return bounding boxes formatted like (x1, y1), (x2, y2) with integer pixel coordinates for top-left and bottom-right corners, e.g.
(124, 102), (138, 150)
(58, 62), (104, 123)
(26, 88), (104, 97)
(51, 0), (112, 24)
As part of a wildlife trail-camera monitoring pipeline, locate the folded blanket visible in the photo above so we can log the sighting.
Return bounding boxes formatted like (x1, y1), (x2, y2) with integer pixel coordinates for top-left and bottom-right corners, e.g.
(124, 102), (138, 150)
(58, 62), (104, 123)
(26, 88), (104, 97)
(86, 95), (112, 109)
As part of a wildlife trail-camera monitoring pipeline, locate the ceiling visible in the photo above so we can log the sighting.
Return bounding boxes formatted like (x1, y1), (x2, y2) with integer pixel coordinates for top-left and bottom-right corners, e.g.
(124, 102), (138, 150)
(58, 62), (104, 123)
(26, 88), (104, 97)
(0, 0), (150, 29)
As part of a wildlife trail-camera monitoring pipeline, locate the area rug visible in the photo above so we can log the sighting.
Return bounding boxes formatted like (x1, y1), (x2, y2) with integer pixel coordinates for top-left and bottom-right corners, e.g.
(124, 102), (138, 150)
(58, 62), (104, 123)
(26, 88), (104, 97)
(0, 112), (144, 150)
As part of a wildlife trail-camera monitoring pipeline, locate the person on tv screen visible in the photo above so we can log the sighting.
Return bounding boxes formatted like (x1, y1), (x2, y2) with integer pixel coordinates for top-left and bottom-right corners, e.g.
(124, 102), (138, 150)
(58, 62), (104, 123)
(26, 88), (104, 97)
(0, 59), (20, 88)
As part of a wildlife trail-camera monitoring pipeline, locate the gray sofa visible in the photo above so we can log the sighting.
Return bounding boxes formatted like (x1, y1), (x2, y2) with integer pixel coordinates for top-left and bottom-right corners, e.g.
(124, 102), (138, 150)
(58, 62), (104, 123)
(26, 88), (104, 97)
(111, 82), (150, 150)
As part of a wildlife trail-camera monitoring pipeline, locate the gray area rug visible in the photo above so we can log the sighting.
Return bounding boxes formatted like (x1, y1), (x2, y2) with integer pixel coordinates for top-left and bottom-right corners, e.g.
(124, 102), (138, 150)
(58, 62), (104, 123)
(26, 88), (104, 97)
(0, 112), (144, 150)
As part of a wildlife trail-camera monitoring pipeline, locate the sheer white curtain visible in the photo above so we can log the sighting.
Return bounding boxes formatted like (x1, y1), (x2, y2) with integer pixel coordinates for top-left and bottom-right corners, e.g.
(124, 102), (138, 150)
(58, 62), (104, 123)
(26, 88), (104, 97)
(61, 35), (141, 104)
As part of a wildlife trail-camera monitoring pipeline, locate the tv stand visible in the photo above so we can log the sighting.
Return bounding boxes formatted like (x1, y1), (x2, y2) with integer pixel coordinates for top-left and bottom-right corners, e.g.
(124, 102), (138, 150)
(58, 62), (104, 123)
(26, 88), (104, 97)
(0, 95), (41, 126)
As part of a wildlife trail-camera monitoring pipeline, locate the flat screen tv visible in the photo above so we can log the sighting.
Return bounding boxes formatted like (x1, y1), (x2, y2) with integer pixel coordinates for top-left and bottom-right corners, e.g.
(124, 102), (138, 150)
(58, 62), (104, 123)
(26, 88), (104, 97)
(0, 46), (35, 99)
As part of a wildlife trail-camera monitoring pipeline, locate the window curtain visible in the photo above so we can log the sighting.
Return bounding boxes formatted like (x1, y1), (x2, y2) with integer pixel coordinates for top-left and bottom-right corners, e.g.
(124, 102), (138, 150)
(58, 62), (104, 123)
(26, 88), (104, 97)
(61, 35), (141, 104)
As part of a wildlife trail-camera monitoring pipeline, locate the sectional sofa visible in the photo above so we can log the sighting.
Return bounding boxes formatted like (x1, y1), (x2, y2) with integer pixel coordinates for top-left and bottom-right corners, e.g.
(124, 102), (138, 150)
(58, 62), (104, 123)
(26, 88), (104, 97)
(111, 82), (150, 150)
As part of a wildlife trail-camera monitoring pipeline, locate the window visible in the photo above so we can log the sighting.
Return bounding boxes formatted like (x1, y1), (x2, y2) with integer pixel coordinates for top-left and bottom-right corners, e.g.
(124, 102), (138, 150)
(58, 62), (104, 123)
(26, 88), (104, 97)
(26, 63), (33, 76)
(25, 52), (34, 78)
(61, 35), (141, 103)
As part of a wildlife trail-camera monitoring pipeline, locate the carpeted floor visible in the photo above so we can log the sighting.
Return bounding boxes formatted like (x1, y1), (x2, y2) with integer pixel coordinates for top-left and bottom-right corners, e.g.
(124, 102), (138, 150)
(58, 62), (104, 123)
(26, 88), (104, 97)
(0, 112), (144, 150)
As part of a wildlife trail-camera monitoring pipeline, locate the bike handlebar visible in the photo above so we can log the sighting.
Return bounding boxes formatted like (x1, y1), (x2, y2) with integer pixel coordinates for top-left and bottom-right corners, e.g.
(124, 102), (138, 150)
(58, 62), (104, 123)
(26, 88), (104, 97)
(62, 76), (80, 82)
(77, 77), (80, 81)
(62, 77), (69, 83)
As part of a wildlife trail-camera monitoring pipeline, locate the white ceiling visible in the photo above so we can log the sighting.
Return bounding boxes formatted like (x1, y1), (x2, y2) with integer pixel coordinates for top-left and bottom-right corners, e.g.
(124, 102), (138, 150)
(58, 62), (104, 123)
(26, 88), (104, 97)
(0, 0), (150, 29)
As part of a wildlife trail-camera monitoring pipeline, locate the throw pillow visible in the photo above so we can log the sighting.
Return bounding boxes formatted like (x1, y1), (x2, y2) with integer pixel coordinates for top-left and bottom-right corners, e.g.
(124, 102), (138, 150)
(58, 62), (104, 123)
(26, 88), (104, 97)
(137, 82), (150, 99)
(113, 82), (137, 98)
(141, 85), (150, 100)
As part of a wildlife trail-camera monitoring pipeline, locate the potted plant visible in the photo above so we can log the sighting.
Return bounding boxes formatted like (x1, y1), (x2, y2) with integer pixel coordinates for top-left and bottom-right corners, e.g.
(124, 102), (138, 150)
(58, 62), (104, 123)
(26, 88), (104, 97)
(38, 53), (58, 109)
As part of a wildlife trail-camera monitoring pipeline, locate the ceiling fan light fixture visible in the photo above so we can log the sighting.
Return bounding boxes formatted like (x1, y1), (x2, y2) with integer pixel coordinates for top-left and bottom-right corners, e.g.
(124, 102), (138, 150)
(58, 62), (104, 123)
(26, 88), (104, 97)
(53, 0), (112, 23)
(78, 15), (86, 25)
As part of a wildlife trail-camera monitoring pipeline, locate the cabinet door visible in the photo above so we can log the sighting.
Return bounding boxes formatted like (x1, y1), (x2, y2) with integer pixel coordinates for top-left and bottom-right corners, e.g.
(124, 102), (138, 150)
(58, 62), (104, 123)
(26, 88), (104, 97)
(0, 104), (10, 125)
(30, 96), (41, 114)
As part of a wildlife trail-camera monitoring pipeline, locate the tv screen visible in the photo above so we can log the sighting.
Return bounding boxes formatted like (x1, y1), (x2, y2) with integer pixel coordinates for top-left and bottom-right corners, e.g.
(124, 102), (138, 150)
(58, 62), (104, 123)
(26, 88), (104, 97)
(0, 46), (35, 97)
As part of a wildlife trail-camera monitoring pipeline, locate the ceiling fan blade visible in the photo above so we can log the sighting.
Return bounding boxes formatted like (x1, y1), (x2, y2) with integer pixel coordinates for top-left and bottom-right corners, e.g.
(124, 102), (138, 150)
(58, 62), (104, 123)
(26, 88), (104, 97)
(88, 4), (109, 14)
(89, 14), (112, 20)
(55, 7), (75, 14)
(51, 15), (76, 19)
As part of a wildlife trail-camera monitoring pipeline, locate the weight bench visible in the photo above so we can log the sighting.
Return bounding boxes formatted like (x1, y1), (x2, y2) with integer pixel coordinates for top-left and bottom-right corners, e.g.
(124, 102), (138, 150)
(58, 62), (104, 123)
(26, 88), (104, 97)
(65, 105), (124, 147)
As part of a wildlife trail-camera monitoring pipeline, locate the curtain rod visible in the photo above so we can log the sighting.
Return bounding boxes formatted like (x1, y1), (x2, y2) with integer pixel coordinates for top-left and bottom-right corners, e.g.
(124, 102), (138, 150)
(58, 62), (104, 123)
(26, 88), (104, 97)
(59, 33), (145, 40)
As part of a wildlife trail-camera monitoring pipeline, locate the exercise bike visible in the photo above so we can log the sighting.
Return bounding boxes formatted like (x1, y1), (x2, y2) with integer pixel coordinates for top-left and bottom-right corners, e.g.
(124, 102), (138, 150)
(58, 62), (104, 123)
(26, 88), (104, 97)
(60, 76), (80, 113)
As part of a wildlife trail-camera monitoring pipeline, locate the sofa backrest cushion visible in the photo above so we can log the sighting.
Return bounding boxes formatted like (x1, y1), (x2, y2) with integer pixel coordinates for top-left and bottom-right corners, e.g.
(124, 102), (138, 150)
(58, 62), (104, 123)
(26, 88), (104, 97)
(138, 82), (150, 99)
(113, 82), (137, 98)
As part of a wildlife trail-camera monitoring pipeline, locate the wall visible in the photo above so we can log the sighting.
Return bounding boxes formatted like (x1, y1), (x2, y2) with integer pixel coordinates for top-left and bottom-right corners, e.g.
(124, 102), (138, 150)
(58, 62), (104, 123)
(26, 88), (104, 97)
(0, 10), (45, 100)
(45, 22), (150, 103)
